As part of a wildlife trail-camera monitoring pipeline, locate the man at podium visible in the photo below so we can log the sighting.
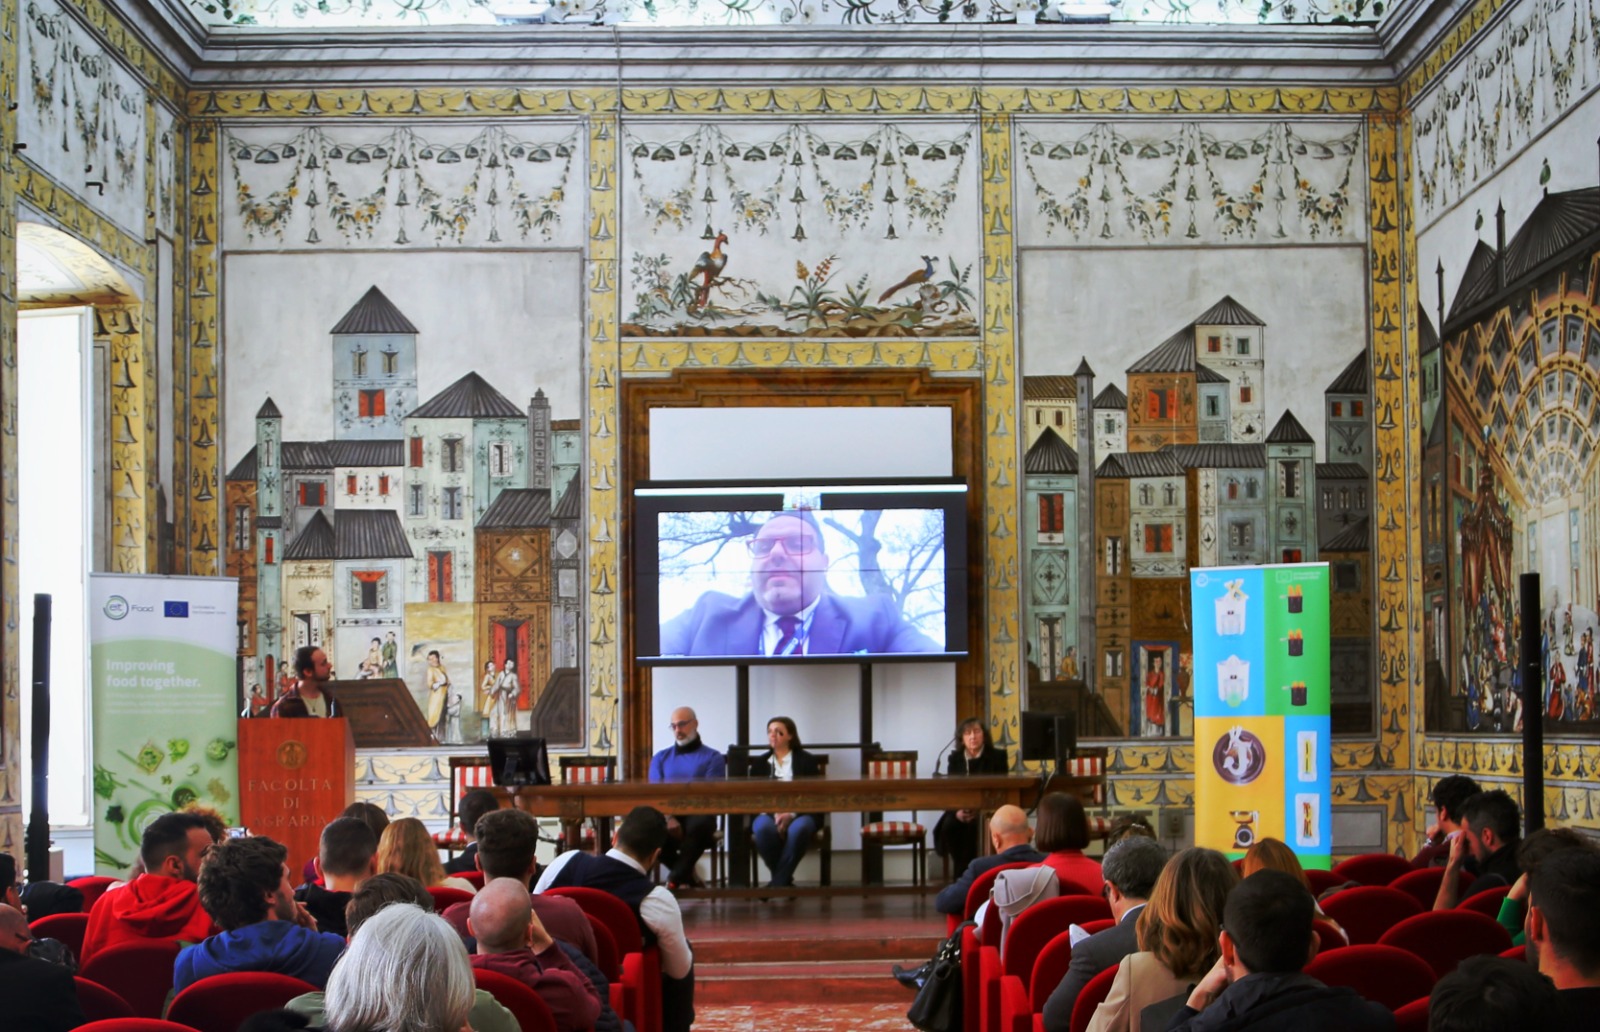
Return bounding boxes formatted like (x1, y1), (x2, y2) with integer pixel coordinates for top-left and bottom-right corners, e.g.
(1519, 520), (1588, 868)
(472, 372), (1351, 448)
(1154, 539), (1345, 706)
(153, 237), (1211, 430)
(271, 646), (344, 718)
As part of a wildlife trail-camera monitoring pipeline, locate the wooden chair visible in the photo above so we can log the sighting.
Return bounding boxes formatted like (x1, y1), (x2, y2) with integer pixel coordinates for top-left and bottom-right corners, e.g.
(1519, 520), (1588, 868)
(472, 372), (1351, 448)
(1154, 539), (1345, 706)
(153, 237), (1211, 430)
(747, 753), (831, 887)
(860, 750), (927, 886)
(556, 754), (618, 854)
(433, 755), (497, 856)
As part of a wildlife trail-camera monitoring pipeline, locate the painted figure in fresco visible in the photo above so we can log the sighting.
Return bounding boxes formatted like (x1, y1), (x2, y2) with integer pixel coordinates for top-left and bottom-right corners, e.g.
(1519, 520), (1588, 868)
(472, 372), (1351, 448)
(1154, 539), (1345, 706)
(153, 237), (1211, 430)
(359, 637), (383, 679)
(1142, 652), (1167, 737)
(689, 230), (730, 311)
(244, 683), (271, 718)
(443, 692), (463, 745)
(1170, 652), (1192, 738)
(1549, 655), (1567, 721)
(478, 660), (499, 740)
(381, 631), (399, 679)
(493, 659), (521, 738)
(1061, 646), (1079, 681)
(425, 650), (451, 742)
(1577, 630), (1593, 718)
(1564, 603), (1576, 655)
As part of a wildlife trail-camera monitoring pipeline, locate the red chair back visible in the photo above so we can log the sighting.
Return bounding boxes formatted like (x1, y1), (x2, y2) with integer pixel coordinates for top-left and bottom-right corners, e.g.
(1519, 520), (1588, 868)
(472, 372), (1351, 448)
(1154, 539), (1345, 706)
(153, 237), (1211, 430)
(1500, 944), (1527, 962)
(427, 885), (476, 911)
(167, 971), (319, 1032)
(1030, 931), (1076, 1011)
(1393, 996), (1431, 1032)
(545, 886), (644, 952)
(32, 911), (90, 956)
(458, 869), (486, 889)
(80, 939), (185, 1018)
(474, 968), (558, 1032)
(75, 977), (136, 1022)
(1319, 885), (1423, 945)
(1069, 964), (1118, 1032)
(1312, 917), (1346, 954)
(1305, 869), (1347, 895)
(966, 862), (1034, 922)
(588, 913), (622, 980)
(979, 945), (1004, 1032)
(999, 973), (1033, 1032)
(1388, 866), (1474, 911)
(68, 876), (120, 912)
(1304, 944), (1438, 1010)
(74, 1022), (203, 1032)
(1003, 895), (1113, 981)
(1377, 909), (1513, 978)
(1458, 885), (1511, 917)
(961, 925), (983, 1032)
(1331, 853), (1415, 886)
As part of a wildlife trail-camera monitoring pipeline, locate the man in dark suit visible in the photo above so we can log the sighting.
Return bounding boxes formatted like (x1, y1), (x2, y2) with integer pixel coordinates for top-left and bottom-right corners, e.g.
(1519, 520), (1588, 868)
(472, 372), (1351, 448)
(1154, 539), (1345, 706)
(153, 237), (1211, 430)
(933, 804), (1044, 916)
(0, 904), (87, 1032)
(659, 511), (940, 658)
(1040, 835), (1168, 1032)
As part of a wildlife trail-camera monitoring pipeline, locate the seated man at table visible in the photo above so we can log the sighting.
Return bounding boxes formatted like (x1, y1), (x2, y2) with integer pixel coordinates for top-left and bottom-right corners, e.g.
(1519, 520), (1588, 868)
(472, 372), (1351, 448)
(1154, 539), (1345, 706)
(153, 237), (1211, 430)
(538, 805), (696, 1032)
(649, 706), (726, 890)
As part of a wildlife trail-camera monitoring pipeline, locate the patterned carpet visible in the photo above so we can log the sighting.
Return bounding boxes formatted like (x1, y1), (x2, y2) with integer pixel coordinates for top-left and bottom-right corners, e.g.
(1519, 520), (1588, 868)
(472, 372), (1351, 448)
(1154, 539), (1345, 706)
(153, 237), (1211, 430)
(692, 1003), (916, 1031)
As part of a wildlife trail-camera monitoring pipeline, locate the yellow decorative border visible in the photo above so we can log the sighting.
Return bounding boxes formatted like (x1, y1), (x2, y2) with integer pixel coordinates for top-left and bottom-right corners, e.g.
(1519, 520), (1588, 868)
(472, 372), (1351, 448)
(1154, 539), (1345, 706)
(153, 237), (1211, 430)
(185, 120), (222, 575)
(52, 0), (186, 107)
(1400, 0), (1516, 103)
(586, 114), (621, 754)
(1, 0), (22, 867)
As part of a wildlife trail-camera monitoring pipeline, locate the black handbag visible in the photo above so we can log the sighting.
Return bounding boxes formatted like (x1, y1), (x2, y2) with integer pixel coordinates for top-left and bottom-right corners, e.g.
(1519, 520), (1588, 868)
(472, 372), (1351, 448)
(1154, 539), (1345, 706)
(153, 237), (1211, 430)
(907, 920), (972, 1032)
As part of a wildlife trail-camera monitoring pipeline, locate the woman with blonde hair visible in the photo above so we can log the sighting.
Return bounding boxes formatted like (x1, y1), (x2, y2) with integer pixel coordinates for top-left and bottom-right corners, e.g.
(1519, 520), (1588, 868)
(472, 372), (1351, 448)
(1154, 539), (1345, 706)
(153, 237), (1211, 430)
(1086, 847), (1237, 1032)
(1241, 837), (1347, 945)
(376, 817), (477, 894)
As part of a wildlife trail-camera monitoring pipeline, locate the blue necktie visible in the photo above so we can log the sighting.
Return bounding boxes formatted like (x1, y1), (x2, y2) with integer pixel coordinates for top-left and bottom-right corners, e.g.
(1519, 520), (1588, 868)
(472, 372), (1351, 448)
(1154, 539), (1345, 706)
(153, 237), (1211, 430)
(774, 616), (801, 656)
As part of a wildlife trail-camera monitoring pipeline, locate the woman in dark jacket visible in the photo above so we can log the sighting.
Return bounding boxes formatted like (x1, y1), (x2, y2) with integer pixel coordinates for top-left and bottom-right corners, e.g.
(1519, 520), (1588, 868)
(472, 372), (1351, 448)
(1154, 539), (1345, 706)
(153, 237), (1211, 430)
(749, 716), (825, 888)
(932, 717), (1009, 874)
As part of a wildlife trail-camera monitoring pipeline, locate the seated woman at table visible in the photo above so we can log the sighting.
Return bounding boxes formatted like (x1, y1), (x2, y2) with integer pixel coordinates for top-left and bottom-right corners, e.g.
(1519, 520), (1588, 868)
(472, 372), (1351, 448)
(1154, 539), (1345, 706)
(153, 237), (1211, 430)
(1031, 791), (1102, 894)
(932, 717), (1010, 875)
(749, 716), (825, 889)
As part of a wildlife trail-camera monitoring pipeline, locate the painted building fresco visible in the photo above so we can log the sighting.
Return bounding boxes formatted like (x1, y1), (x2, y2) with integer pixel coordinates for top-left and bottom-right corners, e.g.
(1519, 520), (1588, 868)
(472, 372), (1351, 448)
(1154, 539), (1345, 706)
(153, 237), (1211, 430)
(621, 120), (981, 339)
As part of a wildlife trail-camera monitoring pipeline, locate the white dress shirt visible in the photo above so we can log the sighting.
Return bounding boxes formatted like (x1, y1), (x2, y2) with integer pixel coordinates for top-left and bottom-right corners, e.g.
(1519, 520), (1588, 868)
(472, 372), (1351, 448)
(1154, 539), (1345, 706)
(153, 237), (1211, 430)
(535, 847), (694, 979)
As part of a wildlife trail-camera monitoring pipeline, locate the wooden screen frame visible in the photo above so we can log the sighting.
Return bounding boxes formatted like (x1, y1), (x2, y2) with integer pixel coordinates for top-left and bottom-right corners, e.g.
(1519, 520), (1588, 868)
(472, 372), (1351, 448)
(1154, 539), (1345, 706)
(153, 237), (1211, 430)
(620, 368), (987, 775)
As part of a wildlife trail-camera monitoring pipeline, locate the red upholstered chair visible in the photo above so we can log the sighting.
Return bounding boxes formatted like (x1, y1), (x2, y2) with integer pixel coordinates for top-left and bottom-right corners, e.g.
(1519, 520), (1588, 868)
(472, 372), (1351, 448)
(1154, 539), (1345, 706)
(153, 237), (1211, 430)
(1000, 973), (1033, 1032)
(979, 944), (1004, 1032)
(860, 750), (928, 886)
(1319, 885), (1423, 945)
(427, 885), (476, 911)
(962, 925), (984, 1032)
(474, 968), (559, 1032)
(1331, 853), (1415, 887)
(1312, 917), (1347, 954)
(1068, 964), (1118, 1032)
(588, 914), (622, 980)
(80, 939), (184, 1018)
(31, 911), (90, 957)
(458, 869), (486, 889)
(75, 977), (136, 1023)
(1458, 885), (1511, 917)
(433, 755), (497, 856)
(1029, 931), (1077, 1014)
(167, 972), (319, 1032)
(1304, 944), (1438, 1010)
(545, 886), (658, 1032)
(1392, 996), (1431, 1032)
(1500, 944), (1527, 962)
(1305, 869), (1348, 895)
(1388, 866), (1474, 911)
(1003, 895), (1113, 980)
(74, 1022), (202, 1032)
(68, 876), (120, 912)
(1377, 909), (1513, 978)
(948, 861), (1033, 936)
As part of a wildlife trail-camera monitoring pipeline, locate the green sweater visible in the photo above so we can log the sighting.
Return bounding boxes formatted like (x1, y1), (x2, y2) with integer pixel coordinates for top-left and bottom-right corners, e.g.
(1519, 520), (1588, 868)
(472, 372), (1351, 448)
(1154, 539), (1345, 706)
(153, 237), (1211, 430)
(1496, 896), (1527, 947)
(287, 988), (519, 1032)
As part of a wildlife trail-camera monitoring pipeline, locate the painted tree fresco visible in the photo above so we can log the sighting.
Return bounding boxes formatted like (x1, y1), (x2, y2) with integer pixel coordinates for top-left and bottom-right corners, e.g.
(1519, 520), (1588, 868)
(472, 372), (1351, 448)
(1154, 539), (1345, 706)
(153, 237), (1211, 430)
(622, 120), (980, 339)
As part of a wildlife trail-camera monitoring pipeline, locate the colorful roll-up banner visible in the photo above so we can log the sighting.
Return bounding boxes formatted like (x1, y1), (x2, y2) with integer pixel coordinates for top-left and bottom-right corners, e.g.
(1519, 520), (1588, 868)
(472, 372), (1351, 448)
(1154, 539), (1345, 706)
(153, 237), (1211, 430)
(1190, 563), (1332, 869)
(89, 574), (240, 874)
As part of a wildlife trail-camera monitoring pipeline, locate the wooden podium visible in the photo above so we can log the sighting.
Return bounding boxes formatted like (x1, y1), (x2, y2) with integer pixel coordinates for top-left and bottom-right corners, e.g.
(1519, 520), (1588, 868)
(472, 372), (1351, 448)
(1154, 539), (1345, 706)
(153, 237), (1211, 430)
(238, 718), (356, 868)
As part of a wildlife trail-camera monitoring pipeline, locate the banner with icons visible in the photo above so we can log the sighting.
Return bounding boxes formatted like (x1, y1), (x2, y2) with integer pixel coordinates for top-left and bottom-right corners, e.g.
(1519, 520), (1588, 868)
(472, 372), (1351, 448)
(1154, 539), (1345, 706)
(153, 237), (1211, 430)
(89, 574), (240, 874)
(1190, 563), (1332, 869)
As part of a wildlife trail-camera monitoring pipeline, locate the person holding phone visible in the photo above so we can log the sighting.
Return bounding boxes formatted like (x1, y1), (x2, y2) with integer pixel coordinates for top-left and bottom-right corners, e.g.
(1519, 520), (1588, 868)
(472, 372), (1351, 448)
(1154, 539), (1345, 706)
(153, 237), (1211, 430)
(748, 717), (825, 889)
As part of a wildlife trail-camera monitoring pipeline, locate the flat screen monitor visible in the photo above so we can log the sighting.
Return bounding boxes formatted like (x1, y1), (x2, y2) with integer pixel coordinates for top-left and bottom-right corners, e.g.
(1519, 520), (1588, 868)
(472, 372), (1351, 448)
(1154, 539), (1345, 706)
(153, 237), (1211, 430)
(1021, 712), (1076, 769)
(488, 737), (551, 787)
(634, 478), (969, 665)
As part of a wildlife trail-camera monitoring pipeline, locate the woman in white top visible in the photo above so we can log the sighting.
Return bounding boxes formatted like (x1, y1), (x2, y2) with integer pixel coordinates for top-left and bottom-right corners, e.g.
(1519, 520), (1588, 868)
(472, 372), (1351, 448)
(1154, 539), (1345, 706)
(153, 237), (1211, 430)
(749, 717), (825, 888)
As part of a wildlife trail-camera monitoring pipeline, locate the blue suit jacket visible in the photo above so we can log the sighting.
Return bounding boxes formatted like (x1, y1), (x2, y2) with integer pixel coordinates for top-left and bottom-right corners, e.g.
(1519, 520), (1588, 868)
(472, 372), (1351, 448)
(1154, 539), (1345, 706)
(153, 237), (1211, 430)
(658, 589), (940, 658)
(935, 842), (1048, 915)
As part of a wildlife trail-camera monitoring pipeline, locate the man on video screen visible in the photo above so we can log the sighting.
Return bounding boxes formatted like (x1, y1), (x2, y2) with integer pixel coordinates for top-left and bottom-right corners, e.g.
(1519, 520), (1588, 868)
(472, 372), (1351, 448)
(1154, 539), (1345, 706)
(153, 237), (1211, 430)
(659, 510), (940, 658)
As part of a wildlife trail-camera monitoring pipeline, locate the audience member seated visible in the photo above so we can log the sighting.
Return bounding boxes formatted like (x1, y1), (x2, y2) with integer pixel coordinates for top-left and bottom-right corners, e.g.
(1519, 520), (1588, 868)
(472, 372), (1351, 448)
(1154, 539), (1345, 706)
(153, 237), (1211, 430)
(1414, 775), (1481, 869)
(377, 816), (478, 895)
(1165, 869), (1393, 1032)
(284, 872), (519, 1032)
(0, 904), (86, 1032)
(1436, 790), (1522, 910)
(748, 716), (825, 889)
(649, 706), (726, 891)
(1428, 954), (1559, 1032)
(175, 834), (347, 992)
(1103, 815), (1159, 849)
(1033, 792), (1103, 895)
(18, 881), (84, 923)
(321, 903), (475, 1032)
(934, 804), (1045, 917)
(1041, 836), (1167, 1032)
(343, 801), (391, 840)
(1493, 828), (1596, 946)
(81, 811), (218, 961)
(1527, 847), (1600, 1030)
(295, 817), (379, 937)
(1085, 847), (1237, 1032)
(444, 788), (502, 875)
(469, 877), (603, 1032)
(931, 718), (1011, 876)
(538, 805), (697, 1032)
(1241, 839), (1347, 945)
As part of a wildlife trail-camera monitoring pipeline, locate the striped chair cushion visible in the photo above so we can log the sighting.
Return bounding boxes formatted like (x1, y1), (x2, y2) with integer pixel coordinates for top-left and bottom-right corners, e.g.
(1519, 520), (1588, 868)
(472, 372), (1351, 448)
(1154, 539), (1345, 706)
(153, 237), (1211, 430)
(1088, 816), (1114, 839)
(564, 764), (612, 784)
(1063, 756), (1103, 777)
(868, 759), (917, 780)
(433, 828), (470, 848)
(861, 821), (926, 839)
(454, 762), (495, 798)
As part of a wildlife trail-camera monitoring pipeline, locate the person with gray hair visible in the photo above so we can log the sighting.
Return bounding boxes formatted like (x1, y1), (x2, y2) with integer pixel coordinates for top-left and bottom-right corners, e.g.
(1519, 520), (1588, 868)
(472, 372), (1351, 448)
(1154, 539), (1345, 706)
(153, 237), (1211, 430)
(1041, 836), (1170, 1032)
(322, 902), (475, 1032)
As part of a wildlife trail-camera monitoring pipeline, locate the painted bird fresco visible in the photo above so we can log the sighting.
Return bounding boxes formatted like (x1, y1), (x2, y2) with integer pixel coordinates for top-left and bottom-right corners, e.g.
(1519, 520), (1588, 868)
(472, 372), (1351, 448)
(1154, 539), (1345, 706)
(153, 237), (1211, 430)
(689, 230), (730, 310)
(878, 255), (937, 303)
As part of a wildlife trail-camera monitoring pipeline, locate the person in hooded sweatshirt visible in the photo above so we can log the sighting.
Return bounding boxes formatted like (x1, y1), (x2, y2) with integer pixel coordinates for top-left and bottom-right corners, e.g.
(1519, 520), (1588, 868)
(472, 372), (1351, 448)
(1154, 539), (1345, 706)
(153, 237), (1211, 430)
(81, 811), (218, 961)
(174, 834), (346, 993)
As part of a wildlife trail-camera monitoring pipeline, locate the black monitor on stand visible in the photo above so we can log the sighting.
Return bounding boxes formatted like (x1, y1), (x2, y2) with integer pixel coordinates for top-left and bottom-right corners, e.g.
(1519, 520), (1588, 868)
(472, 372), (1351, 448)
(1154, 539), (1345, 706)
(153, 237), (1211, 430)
(488, 737), (552, 787)
(1021, 711), (1076, 789)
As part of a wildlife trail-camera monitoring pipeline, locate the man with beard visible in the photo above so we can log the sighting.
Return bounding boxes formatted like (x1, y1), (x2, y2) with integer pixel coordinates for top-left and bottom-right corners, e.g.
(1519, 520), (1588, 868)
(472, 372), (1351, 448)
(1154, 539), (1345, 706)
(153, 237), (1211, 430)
(648, 706), (725, 890)
(81, 812), (218, 960)
(658, 510), (939, 657)
(271, 645), (342, 717)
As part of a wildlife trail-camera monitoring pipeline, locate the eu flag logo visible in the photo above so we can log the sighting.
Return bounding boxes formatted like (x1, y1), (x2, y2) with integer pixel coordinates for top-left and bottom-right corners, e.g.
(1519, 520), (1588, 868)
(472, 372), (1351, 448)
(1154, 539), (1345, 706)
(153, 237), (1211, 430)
(164, 601), (190, 618)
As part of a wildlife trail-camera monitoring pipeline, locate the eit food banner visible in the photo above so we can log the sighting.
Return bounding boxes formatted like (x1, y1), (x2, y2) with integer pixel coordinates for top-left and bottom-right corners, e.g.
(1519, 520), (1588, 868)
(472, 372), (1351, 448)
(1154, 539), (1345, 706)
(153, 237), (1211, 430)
(89, 574), (240, 874)
(1190, 564), (1332, 869)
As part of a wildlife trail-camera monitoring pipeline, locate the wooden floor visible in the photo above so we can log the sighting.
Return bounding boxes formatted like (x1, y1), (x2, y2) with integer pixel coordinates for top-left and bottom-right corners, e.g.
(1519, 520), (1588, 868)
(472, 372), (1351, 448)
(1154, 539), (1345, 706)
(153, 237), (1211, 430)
(682, 892), (942, 1030)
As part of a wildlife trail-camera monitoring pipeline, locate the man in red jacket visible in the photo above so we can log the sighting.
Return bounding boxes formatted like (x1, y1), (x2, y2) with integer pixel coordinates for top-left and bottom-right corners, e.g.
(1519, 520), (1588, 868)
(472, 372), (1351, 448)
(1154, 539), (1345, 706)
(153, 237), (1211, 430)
(81, 811), (218, 960)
